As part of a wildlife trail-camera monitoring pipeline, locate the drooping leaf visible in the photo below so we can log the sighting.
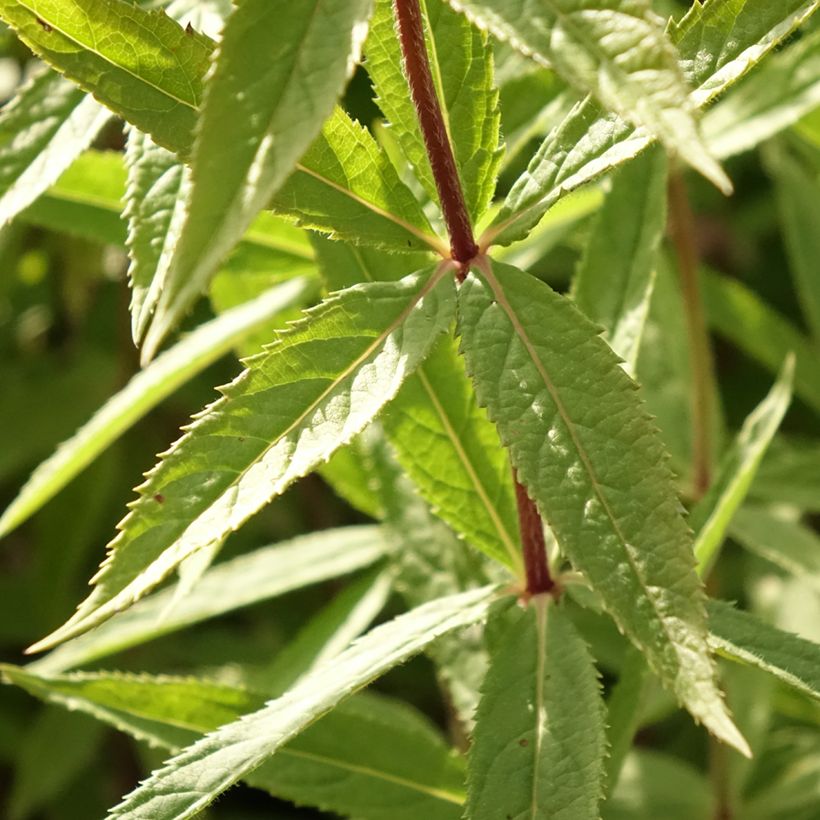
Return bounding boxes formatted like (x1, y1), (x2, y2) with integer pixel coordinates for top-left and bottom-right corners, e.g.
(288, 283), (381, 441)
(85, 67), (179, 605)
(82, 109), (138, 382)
(443, 0), (727, 191)
(366, 0), (501, 221)
(572, 146), (666, 373)
(124, 128), (192, 345)
(0, 69), (109, 226)
(107, 585), (497, 820)
(708, 600), (820, 702)
(2, 667), (468, 820)
(702, 269), (820, 415)
(0, 278), (315, 540)
(457, 259), (747, 753)
(466, 596), (607, 820)
(141, 0), (375, 360)
(692, 357), (794, 576)
(30, 526), (390, 675)
(0, 0), (213, 155)
(28, 268), (454, 652)
(269, 107), (443, 253)
(384, 333), (521, 569)
(704, 27), (820, 159)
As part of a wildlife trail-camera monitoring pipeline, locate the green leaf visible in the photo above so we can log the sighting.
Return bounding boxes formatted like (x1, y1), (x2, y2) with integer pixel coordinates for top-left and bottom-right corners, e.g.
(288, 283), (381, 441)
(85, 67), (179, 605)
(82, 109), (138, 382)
(692, 357), (794, 576)
(444, 0), (728, 191)
(484, 0), (818, 247)
(704, 27), (820, 159)
(0, 278), (314, 540)
(269, 107), (443, 253)
(572, 146), (666, 373)
(2, 667), (468, 820)
(750, 436), (820, 512)
(466, 596), (607, 820)
(107, 585), (497, 820)
(30, 526), (389, 675)
(29, 268), (455, 652)
(141, 0), (375, 361)
(0, 69), (109, 226)
(124, 128), (192, 345)
(366, 0), (501, 221)
(729, 506), (820, 591)
(457, 259), (748, 754)
(764, 143), (820, 345)
(702, 269), (820, 415)
(0, 0), (213, 155)
(707, 600), (820, 702)
(384, 333), (521, 569)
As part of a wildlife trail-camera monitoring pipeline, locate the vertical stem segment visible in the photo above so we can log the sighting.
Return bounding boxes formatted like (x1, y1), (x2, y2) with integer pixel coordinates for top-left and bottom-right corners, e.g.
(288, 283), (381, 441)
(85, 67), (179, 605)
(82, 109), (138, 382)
(668, 172), (714, 499)
(393, 0), (478, 270)
(515, 472), (555, 595)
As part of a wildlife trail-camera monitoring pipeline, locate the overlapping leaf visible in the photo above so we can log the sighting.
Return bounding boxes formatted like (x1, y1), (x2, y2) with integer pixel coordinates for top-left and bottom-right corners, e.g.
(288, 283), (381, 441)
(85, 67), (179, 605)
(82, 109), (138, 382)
(29, 268), (455, 652)
(107, 585), (497, 819)
(467, 597), (606, 819)
(457, 259), (747, 753)
(141, 0), (375, 360)
(366, 0), (501, 221)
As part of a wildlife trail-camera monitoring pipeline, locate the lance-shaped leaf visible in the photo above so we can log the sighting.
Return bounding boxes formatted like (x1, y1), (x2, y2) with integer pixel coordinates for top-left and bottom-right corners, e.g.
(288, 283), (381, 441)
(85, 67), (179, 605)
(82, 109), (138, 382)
(483, 0), (819, 248)
(2, 668), (467, 820)
(31, 526), (389, 675)
(124, 129), (192, 345)
(750, 436), (820, 513)
(384, 333), (521, 570)
(707, 600), (820, 703)
(572, 146), (666, 373)
(467, 596), (607, 820)
(457, 259), (748, 754)
(443, 0), (727, 191)
(692, 357), (794, 576)
(0, 0), (213, 155)
(0, 69), (109, 226)
(107, 585), (497, 820)
(29, 267), (455, 652)
(366, 0), (501, 221)
(141, 0), (374, 361)
(269, 107), (443, 253)
(0, 278), (315, 541)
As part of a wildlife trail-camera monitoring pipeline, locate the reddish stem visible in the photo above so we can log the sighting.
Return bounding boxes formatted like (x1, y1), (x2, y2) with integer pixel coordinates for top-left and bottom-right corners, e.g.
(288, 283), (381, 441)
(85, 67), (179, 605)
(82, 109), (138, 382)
(514, 472), (555, 596)
(393, 0), (478, 273)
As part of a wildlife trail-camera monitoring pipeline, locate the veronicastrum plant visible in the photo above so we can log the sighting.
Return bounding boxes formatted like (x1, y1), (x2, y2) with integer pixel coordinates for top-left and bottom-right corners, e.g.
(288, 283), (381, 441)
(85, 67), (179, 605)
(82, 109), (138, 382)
(1, 0), (820, 817)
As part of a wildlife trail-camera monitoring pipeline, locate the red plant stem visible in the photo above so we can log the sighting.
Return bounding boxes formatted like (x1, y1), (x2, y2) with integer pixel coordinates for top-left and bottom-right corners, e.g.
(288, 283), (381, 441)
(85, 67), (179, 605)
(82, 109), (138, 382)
(514, 472), (555, 596)
(393, 0), (478, 273)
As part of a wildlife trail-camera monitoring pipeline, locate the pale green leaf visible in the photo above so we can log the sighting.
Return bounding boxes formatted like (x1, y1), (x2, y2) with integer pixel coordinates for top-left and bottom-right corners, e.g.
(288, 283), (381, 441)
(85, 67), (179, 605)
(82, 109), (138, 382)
(124, 128), (192, 345)
(484, 0), (818, 247)
(0, 278), (314, 540)
(707, 600), (820, 702)
(764, 142), (820, 344)
(702, 269), (820, 414)
(2, 667), (467, 820)
(751, 436), (820, 512)
(320, 437), (387, 520)
(30, 526), (389, 675)
(0, 0), (213, 155)
(467, 596), (607, 820)
(269, 106), (442, 253)
(29, 268), (455, 652)
(366, 0), (501, 221)
(729, 506), (820, 591)
(0, 69), (109, 226)
(445, 0), (728, 191)
(457, 259), (748, 754)
(384, 333), (521, 569)
(107, 585), (497, 820)
(572, 146), (666, 373)
(704, 27), (820, 159)
(141, 0), (374, 361)
(692, 357), (794, 576)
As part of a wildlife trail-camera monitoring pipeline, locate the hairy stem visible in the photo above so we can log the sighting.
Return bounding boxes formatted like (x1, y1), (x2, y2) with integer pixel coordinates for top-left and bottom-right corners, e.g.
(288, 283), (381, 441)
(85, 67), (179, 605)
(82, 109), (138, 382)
(515, 472), (555, 596)
(668, 171), (715, 499)
(393, 0), (478, 273)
